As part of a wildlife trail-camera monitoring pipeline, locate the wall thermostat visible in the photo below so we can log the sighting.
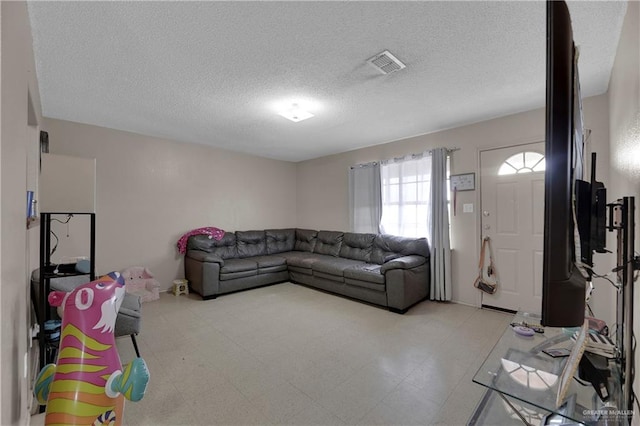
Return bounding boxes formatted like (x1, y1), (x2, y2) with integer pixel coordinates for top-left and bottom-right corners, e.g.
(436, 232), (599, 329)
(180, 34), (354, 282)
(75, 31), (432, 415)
(450, 173), (475, 191)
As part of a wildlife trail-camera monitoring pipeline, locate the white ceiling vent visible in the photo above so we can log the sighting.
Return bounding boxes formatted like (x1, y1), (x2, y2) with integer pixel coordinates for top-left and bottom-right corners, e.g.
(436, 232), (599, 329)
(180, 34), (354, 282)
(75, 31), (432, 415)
(367, 50), (406, 75)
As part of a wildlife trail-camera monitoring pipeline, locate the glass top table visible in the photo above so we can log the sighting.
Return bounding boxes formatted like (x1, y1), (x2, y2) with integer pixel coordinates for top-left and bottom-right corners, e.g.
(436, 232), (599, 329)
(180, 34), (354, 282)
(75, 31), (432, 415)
(472, 312), (624, 425)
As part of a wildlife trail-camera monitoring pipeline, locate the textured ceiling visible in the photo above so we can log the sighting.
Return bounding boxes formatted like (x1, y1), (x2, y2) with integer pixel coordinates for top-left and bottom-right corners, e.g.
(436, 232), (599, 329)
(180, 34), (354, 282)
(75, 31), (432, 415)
(28, 1), (627, 162)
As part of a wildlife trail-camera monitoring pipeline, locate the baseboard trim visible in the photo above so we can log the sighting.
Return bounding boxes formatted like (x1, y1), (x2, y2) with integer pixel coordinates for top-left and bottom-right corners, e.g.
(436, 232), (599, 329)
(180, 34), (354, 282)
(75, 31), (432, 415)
(481, 304), (517, 315)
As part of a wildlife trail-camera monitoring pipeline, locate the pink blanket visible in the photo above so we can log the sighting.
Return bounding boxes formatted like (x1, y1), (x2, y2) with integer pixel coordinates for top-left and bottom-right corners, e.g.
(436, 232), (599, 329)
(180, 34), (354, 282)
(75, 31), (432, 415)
(176, 227), (225, 254)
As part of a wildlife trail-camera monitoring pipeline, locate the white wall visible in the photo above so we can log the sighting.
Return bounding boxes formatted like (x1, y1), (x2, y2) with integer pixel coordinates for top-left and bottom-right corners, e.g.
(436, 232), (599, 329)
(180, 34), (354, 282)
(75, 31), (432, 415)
(42, 119), (298, 291)
(0, 1), (43, 424)
(296, 95), (614, 319)
(608, 1), (640, 417)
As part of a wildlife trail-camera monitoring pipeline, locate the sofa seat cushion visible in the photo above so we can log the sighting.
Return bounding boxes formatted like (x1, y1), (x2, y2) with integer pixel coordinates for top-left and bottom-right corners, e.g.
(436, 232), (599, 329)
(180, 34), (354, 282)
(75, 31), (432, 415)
(250, 255), (288, 275)
(313, 257), (364, 277)
(220, 258), (258, 274)
(276, 251), (311, 260)
(284, 253), (324, 269)
(344, 264), (385, 284)
(258, 265), (288, 275)
(289, 265), (312, 276)
(252, 256), (286, 268)
(220, 270), (257, 281)
(345, 278), (385, 292)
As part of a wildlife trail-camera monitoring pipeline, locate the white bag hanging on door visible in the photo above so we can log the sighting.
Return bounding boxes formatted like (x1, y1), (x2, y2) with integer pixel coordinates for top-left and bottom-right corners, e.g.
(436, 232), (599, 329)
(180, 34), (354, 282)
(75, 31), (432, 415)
(473, 237), (499, 294)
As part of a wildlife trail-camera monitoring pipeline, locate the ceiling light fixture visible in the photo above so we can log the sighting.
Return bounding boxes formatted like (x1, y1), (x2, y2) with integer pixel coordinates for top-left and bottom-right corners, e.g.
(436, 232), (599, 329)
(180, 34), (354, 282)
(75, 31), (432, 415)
(278, 103), (314, 123)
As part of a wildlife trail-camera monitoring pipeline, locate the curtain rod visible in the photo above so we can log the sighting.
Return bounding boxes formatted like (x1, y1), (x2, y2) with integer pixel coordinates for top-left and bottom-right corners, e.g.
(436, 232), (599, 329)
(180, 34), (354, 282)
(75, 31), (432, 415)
(385, 147), (460, 163)
(350, 147), (460, 169)
(350, 161), (379, 169)
(403, 147), (460, 157)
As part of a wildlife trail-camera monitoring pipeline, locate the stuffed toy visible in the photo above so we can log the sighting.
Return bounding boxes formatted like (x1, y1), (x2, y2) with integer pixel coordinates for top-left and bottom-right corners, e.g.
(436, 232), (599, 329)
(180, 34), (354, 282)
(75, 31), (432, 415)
(34, 272), (149, 425)
(120, 266), (160, 303)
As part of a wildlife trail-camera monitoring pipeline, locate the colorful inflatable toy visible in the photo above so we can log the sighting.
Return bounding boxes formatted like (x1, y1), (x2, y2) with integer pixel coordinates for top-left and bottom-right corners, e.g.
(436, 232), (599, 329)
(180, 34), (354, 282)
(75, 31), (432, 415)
(34, 272), (149, 425)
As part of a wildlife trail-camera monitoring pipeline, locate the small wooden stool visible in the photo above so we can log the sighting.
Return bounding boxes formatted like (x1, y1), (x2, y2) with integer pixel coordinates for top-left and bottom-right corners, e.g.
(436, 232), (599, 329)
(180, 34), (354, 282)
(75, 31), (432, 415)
(172, 279), (189, 296)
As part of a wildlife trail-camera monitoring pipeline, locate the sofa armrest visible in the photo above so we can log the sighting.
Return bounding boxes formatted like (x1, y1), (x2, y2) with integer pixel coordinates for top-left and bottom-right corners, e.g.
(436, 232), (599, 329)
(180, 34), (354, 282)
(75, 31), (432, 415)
(385, 261), (430, 313)
(185, 254), (221, 298)
(186, 250), (225, 266)
(380, 255), (426, 273)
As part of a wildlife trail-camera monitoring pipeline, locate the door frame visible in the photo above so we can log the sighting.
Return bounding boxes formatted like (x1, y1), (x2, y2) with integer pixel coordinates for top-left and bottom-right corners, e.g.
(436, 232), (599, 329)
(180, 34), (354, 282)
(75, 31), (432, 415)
(475, 139), (546, 309)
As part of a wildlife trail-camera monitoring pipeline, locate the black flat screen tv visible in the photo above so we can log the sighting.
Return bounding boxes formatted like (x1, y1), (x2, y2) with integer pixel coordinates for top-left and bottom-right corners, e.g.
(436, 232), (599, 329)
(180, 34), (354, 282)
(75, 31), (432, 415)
(541, 0), (587, 327)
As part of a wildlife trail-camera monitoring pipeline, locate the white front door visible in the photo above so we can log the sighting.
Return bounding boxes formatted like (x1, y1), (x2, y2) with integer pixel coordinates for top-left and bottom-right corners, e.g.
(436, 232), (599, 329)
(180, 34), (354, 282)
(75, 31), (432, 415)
(479, 142), (545, 313)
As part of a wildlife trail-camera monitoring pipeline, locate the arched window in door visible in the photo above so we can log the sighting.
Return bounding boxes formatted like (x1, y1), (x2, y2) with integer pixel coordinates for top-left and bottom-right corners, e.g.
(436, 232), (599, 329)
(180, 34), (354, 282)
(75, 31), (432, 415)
(498, 151), (545, 175)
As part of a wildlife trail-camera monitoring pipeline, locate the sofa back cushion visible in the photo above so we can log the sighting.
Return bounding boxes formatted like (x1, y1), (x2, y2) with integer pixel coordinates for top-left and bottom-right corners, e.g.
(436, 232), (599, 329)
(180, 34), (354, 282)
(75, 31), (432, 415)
(294, 229), (318, 252)
(314, 231), (344, 257)
(339, 232), (375, 262)
(265, 229), (296, 254)
(188, 233), (238, 259)
(371, 234), (430, 264)
(237, 230), (267, 258)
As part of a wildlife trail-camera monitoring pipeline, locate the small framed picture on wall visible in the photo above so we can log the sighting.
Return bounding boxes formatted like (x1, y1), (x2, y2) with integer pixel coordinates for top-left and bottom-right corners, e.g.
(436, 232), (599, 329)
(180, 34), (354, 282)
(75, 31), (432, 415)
(450, 172), (475, 191)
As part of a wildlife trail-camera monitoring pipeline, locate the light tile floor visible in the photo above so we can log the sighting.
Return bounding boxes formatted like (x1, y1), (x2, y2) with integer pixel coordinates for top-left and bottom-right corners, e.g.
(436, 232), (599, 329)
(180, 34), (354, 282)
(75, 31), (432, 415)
(32, 282), (512, 425)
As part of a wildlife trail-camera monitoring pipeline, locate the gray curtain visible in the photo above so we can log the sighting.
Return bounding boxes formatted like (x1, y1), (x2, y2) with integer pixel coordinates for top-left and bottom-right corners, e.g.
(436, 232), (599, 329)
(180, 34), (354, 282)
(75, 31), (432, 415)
(429, 148), (452, 301)
(348, 162), (382, 234)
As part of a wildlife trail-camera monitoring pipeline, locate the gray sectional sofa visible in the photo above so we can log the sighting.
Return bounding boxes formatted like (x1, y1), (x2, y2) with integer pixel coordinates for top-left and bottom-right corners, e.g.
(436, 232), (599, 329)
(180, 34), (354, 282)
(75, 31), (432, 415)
(184, 229), (430, 313)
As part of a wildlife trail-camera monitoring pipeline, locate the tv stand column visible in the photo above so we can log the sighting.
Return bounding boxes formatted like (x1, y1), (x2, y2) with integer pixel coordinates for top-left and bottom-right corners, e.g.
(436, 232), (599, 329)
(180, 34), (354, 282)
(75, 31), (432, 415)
(608, 196), (636, 412)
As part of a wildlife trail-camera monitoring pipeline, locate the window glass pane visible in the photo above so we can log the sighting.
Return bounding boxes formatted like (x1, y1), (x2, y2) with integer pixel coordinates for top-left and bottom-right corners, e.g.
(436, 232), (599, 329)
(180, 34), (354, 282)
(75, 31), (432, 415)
(417, 204), (429, 221)
(416, 225), (428, 238)
(380, 206), (400, 236)
(506, 153), (525, 170)
(533, 158), (546, 172)
(416, 167), (430, 181)
(388, 184), (399, 203)
(525, 152), (544, 168)
(418, 182), (430, 200)
(402, 161), (417, 182)
(499, 163), (517, 175)
(499, 151), (546, 175)
(402, 206), (417, 224)
(380, 154), (443, 240)
(404, 183), (417, 202)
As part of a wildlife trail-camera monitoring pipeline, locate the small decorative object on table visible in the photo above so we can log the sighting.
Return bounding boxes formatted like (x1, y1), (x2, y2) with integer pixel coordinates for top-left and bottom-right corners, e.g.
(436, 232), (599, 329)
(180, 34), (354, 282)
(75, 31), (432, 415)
(510, 321), (544, 334)
(121, 266), (160, 303)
